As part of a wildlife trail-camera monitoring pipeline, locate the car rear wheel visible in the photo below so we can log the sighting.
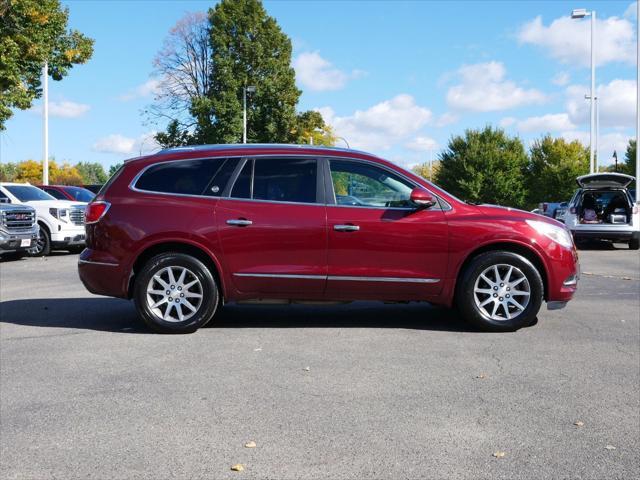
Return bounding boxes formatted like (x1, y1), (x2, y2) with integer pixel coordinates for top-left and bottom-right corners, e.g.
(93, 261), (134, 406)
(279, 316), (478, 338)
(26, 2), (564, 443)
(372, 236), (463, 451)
(134, 253), (219, 333)
(629, 237), (639, 250)
(28, 227), (50, 257)
(456, 251), (543, 332)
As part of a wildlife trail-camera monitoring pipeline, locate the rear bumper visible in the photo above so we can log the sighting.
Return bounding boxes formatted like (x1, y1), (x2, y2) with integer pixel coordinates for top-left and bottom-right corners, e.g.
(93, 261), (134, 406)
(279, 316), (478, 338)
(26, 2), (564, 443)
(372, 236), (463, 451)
(78, 249), (129, 298)
(572, 229), (638, 242)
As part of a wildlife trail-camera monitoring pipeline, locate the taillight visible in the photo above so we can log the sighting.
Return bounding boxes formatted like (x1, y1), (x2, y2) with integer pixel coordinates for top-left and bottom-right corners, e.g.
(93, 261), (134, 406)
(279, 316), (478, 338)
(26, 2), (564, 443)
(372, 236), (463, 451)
(85, 201), (110, 224)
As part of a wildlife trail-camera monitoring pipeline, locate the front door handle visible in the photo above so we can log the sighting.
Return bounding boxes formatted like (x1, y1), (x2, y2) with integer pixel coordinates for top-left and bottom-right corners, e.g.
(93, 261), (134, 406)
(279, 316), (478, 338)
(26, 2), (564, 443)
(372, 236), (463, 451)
(334, 224), (360, 232)
(227, 219), (253, 227)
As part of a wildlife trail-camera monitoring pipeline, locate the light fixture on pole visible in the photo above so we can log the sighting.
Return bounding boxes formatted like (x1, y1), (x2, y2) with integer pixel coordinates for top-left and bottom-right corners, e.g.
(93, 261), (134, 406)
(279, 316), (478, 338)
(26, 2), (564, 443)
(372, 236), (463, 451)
(243, 85), (256, 144)
(571, 8), (596, 174)
(336, 136), (350, 149)
(42, 62), (49, 185)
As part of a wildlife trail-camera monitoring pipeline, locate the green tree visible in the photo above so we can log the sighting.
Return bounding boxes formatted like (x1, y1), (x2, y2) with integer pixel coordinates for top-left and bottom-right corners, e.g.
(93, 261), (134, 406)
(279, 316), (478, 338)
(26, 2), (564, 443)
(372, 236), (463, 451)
(412, 161), (440, 183)
(526, 136), (589, 207)
(0, 162), (18, 181)
(204, 0), (301, 143)
(622, 139), (636, 177)
(108, 163), (123, 177)
(0, 0), (94, 129)
(290, 111), (336, 146)
(435, 126), (529, 208)
(75, 161), (107, 184)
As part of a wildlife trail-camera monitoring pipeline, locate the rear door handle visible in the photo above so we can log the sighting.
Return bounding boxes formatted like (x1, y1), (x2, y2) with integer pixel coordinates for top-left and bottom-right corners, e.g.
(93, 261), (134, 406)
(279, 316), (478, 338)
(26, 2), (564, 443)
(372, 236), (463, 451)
(334, 224), (360, 232)
(226, 219), (252, 227)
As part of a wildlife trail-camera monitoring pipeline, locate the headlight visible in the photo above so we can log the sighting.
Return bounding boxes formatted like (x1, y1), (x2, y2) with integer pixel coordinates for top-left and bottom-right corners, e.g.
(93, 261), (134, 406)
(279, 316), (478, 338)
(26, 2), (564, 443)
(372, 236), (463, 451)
(49, 208), (69, 221)
(526, 219), (573, 248)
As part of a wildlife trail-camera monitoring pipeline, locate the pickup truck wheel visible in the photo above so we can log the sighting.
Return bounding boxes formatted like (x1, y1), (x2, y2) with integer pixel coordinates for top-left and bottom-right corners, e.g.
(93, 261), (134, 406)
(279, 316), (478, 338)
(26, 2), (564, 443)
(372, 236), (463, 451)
(456, 251), (543, 332)
(629, 237), (640, 250)
(134, 253), (219, 334)
(28, 227), (50, 257)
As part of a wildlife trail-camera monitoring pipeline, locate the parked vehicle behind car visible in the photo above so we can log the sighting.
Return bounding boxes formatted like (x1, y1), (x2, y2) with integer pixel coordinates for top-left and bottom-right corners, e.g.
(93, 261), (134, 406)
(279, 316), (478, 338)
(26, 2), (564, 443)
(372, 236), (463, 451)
(82, 184), (103, 194)
(37, 184), (95, 202)
(0, 202), (39, 258)
(564, 173), (639, 250)
(538, 201), (567, 219)
(79, 144), (579, 334)
(0, 183), (87, 256)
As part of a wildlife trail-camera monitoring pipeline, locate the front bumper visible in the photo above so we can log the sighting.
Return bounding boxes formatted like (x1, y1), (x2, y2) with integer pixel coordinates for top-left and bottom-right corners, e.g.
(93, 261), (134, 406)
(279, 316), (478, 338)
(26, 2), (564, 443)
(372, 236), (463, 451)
(0, 229), (39, 253)
(51, 225), (86, 246)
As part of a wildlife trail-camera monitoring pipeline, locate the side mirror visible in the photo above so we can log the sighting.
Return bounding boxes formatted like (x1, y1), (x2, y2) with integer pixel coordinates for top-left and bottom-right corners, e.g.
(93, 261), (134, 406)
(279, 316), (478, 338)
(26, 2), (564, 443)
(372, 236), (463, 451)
(410, 188), (436, 209)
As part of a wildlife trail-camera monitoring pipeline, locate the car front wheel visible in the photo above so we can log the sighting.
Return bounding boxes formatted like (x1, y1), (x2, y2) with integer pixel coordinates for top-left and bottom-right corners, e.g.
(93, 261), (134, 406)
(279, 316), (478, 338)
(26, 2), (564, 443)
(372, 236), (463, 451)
(456, 251), (543, 332)
(28, 227), (50, 257)
(133, 253), (219, 333)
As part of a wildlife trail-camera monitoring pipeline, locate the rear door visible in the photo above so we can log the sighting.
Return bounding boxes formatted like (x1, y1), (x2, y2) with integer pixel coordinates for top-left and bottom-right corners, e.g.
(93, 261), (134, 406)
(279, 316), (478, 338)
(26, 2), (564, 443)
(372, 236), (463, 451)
(324, 158), (448, 301)
(216, 157), (327, 297)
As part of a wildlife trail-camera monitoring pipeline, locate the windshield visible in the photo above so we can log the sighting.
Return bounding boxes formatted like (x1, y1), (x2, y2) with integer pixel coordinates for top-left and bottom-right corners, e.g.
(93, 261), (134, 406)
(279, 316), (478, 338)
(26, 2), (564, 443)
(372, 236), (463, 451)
(64, 186), (94, 202)
(5, 185), (56, 202)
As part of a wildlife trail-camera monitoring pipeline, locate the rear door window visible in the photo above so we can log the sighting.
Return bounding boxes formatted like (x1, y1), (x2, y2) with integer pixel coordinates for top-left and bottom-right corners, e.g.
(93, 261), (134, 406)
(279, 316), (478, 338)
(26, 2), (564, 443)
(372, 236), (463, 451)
(229, 158), (319, 204)
(135, 158), (230, 196)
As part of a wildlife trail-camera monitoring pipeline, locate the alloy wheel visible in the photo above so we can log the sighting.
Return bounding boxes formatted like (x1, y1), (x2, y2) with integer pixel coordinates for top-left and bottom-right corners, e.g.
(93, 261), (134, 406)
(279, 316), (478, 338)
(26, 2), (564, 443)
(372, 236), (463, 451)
(146, 266), (204, 322)
(473, 264), (531, 321)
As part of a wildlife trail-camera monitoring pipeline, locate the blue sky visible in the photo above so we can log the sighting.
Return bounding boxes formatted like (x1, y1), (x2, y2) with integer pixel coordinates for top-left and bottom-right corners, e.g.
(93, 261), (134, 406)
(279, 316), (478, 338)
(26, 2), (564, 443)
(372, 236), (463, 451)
(1, 0), (637, 170)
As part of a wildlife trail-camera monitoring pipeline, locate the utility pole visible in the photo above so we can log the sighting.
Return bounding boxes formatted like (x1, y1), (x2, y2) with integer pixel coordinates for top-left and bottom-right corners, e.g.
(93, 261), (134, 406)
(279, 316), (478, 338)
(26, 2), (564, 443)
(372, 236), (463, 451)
(636, 0), (639, 197)
(42, 62), (49, 185)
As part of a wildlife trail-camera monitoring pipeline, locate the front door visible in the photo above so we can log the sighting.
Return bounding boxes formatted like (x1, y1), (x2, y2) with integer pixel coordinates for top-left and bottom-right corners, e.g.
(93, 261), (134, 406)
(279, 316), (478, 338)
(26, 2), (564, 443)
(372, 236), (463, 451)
(325, 159), (448, 301)
(216, 157), (327, 297)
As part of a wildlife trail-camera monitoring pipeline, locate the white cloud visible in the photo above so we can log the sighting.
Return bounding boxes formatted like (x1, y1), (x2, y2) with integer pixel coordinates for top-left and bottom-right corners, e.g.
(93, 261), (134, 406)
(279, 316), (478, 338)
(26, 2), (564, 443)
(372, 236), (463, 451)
(434, 112), (458, 127)
(406, 136), (438, 152)
(552, 72), (570, 86)
(31, 100), (90, 118)
(446, 61), (547, 112)
(566, 79), (637, 128)
(119, 78), (162, 101)
(318, 94), (432, 151)
(561, 130), (633, 165)
(518, 15), (636, 67)
(516, 113), (576, 133)
(293, 51), (364, 92)
(499, 117), (517, 128)
(92, 132), (160, 155)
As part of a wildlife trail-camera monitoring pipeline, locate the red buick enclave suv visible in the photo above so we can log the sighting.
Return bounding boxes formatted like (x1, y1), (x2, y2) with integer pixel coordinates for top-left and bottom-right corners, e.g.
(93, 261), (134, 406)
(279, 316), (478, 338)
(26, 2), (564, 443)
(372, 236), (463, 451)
(78, 144), (579, 333)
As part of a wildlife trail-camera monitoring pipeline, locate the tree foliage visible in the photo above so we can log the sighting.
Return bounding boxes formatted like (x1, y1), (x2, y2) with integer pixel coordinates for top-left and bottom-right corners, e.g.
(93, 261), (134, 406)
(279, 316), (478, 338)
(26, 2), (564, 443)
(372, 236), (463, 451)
(75, 161), (107, 184)
(0, 0), (94, 129)
(526, 136), (589, 207)
(108, 163), (123, 177)
(435, 126), (529, 208)
(411, 161), (440, 183)
(622, 139), (637, 177)
(0, 159), (100, 184)
(152, 0), (330, 147)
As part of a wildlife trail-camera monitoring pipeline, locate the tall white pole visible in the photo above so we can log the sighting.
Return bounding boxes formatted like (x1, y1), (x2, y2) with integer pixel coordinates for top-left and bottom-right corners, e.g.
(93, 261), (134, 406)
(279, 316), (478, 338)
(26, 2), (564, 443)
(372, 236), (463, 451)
(636, 0), (639, 196)
(42, 62), (49, 185)
(242, 86), (247, 144)
(429, 149), (433, 181)
(589, 11), (596, 174)
(595, 96), (599, 172)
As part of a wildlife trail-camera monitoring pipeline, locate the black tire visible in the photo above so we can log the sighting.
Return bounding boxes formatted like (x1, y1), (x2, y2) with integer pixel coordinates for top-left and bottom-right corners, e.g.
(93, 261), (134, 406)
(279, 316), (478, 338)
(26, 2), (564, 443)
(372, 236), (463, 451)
(134, 252), (219, 333)
(456, 251), (544, 332)
(629, 237), (640, 250)
(28, 227), (50, 257)
(67, 245), (85, 254)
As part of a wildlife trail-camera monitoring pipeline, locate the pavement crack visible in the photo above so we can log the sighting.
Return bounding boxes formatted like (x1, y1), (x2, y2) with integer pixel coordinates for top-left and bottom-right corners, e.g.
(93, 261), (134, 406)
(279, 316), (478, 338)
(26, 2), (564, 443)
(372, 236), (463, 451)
(581, 272), (639, 281)
(3, 331), (88, 341)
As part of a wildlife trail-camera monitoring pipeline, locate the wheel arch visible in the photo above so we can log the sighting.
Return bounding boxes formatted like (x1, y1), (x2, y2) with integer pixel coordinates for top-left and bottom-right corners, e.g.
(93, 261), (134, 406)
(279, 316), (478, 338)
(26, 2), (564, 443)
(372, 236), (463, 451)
(127, 241), (226, 301)
(455, 241), (549, 301)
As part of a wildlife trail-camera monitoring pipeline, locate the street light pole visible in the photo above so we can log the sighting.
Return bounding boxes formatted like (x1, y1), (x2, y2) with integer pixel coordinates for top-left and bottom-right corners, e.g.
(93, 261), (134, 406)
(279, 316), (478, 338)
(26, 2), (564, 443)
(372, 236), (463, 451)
(42, 62), (49, 185)
(636, 0), (639, 198)
(572, 8), (596, 174)
(242, 85), (256, 144)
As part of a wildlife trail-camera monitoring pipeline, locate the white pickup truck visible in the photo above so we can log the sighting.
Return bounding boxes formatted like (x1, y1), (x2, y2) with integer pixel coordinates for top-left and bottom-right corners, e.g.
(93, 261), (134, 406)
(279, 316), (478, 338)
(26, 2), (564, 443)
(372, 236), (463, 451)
(0, 183), (87, 256)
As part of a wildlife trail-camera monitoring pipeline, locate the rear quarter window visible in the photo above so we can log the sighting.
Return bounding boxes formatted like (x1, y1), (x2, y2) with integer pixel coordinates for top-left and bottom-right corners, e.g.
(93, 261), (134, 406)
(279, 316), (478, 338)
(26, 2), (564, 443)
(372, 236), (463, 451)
(134, 158), (236, 196)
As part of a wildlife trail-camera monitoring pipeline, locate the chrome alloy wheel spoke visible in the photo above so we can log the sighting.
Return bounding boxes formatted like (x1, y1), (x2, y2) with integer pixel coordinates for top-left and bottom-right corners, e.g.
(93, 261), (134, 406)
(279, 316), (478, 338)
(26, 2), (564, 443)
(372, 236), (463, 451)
(146, 266), (204, 323)
(473, 263), (531, 322)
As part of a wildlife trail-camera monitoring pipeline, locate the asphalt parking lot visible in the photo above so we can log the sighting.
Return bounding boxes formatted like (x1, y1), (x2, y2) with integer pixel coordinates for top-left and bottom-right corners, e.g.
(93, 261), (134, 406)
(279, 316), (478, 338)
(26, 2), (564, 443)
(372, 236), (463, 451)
(1, 245), (639, 480)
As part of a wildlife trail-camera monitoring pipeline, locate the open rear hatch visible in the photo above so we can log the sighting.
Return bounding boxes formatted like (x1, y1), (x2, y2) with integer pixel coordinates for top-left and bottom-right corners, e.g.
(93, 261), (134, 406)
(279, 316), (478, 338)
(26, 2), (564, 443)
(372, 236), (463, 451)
(576, 173), (634, 189)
